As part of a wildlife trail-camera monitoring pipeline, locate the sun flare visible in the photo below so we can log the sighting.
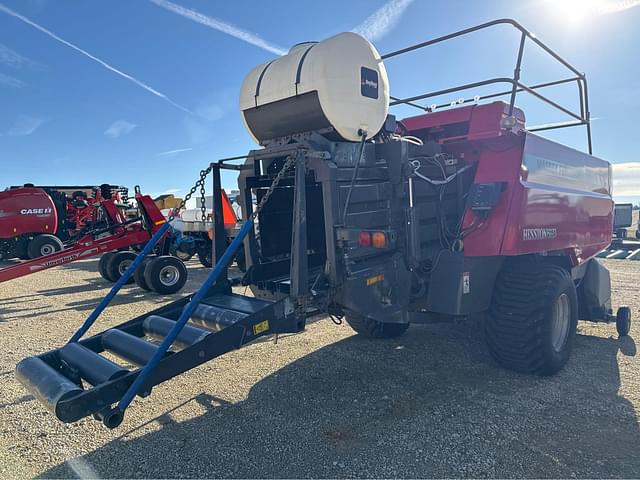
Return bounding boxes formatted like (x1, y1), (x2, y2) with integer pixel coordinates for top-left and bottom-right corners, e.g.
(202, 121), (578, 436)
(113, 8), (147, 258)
(547, 0), (640, 25)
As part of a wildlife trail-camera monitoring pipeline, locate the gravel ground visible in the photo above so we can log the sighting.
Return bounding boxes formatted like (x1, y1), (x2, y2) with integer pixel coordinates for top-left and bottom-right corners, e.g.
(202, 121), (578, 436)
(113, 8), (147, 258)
(0, 258), (639, 478)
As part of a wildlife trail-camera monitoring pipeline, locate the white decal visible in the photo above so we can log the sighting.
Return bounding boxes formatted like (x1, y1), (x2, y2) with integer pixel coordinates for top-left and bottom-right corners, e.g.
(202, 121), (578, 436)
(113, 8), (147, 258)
(522, 227), (558, 241)
(462, 272), (470, 294)
(20, 208), (52, 215)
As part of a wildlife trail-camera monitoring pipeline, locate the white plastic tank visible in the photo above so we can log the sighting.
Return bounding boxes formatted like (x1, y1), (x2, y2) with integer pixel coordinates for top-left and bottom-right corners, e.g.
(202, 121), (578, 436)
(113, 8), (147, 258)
(240, 32), (389, 143)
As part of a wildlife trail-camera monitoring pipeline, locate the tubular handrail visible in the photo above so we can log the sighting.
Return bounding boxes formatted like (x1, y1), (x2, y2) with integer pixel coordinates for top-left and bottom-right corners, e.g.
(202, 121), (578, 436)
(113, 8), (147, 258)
(383, 18), (592, 154)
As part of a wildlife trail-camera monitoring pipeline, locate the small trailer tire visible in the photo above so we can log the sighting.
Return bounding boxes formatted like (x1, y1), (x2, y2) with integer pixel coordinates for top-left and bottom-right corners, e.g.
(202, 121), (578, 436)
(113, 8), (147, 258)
(616, 306), (631, 337)
(27, 234), (63, 259)
(144, 255), (188, 295)
(133, 256), (156, 291)
(345, 313), (409, 339)
(98, 252), (117, 281)
(106, 251), (137, 284)
(486, 262), (578, 376)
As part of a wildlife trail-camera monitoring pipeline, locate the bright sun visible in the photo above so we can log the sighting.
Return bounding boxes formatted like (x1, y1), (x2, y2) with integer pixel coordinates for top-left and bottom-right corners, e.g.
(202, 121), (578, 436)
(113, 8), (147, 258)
(548, 0), (630, 25)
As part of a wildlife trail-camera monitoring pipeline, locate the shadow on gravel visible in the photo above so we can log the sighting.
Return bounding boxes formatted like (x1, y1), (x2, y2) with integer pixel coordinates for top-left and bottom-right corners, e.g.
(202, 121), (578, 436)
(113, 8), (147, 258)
(39, 323), (640, 479)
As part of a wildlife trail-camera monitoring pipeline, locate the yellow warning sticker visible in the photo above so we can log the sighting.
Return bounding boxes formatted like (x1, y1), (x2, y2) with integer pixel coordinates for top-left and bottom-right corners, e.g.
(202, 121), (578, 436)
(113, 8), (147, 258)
(253, 320), (270, 335)
(366, 274), (384, 286)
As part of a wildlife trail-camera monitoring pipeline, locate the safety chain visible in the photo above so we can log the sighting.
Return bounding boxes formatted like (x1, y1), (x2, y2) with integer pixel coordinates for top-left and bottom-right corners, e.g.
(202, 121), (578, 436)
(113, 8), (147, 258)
(165, 153), (298, 228)
(251, 154), (299, 221)
(199, 171), (208, 223)
(164, 165), (214, 224)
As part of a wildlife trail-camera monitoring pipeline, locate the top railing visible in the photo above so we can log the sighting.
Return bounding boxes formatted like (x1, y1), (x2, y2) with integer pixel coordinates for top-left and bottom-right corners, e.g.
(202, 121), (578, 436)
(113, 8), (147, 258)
(382, 19), (593, 154)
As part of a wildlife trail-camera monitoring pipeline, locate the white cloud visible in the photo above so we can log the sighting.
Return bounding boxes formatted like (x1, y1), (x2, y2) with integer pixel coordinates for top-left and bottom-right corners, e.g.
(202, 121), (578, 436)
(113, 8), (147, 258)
(104, 119), (137, 138)
(149, 0), (287, 56)
(612, 162), (640, 198)
(157, 147), (193, 156)
(7, 115), (45, 136)
(0, 2), (192, 114)
(352, 0), (414, 41)
(0, 43), (35, 68)
(0, 72), (25, 88)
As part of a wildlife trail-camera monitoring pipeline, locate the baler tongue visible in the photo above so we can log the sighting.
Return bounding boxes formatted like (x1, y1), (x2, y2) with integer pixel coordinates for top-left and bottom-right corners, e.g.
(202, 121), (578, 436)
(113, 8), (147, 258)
(16, 292), (284, 428)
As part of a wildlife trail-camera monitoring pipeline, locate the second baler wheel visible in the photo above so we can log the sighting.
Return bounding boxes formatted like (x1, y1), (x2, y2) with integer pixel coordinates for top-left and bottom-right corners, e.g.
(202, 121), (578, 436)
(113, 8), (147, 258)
(485, 261), (578, 376)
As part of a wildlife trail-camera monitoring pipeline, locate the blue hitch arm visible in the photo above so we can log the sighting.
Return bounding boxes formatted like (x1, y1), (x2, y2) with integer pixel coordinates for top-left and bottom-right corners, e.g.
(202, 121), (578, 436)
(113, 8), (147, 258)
(114, 219), (254, 416)
(68, 221), (172, 344)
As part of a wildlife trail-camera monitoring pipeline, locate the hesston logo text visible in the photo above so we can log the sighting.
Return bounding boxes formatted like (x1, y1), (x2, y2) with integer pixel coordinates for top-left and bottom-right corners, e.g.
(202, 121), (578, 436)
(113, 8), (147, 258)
(522, 227), (557, 241)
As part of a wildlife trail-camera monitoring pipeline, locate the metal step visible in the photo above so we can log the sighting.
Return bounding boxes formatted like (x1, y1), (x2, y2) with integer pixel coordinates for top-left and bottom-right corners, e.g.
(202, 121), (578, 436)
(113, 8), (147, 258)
(15, 291), (293, 425)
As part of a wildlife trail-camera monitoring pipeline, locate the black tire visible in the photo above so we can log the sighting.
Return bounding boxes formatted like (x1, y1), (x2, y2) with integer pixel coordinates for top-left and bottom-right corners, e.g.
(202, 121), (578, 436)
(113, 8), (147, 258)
(106, 251), (137, 284)
(486, 262), (578, 376)
(133, 256), (155, 291)
(27, 234), (63, 259)
(345, 313), (409, 339)
(616, 306), (631, 337)
(616, 228), (627, 239)
(144, 255), (188, 295)
(98, 252), (117, 281)
(198, 244), (212, 268)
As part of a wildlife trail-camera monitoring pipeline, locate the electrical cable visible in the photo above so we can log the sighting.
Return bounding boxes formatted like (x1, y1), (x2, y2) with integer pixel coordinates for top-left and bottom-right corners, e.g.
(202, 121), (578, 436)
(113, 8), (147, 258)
(341, 130), (368, 226)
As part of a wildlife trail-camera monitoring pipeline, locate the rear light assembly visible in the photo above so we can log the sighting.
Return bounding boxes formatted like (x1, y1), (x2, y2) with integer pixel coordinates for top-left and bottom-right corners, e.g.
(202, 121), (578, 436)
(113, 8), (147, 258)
(358, 231), (387, 248)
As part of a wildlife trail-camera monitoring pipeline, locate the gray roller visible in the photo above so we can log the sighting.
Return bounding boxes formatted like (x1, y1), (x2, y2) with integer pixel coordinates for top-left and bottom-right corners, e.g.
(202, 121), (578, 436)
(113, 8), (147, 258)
(187, 304), (247, 331)
(143, 315), (210, 349)
(59, 343), (129, 386)
(15, 356), (83, 417)
(102, 329), (161, 366)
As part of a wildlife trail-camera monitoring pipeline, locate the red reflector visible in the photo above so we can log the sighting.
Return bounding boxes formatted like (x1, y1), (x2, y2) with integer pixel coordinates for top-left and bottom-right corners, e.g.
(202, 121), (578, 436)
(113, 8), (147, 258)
(358, 231), (371, 247)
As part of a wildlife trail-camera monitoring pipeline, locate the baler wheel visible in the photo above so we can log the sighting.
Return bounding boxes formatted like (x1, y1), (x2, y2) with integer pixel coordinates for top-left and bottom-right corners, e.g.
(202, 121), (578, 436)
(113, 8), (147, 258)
(106, 251), (137, 285)
(27, 234), (63, 259)
(345, 313), (409, 339)
(616, 306), (631, 337)
(133, 256), (155, 291)
(98, 252), (117, 282)
(143, 255), (188, 295)
(486, 262), (577, 376)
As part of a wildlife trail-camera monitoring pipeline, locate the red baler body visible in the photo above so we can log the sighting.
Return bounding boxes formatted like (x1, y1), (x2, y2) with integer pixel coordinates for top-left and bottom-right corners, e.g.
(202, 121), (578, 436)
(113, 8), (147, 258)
(0, 187), (59, 238)
(401, 101), (612, 266)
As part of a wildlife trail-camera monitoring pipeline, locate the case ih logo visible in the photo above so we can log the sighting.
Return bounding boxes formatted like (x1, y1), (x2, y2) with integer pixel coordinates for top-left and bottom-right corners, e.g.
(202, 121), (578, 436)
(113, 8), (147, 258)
(20, 208), (52, 215)
(522, 227), (557, 241)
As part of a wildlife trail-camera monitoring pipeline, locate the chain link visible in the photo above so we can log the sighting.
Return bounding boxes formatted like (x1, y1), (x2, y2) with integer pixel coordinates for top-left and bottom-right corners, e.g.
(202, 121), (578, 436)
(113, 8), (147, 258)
(165, 153), (298, 227)
(199, 170), (207, 223)
(251, 154), (299, 221)
(165, 165), (213, 223)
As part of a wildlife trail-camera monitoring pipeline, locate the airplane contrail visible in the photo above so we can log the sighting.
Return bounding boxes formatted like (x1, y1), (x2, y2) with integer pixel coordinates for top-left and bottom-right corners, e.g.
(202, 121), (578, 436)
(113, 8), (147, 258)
(0, 3), (192, 114)
(352, 0), (414, 41)
(149, 0), (287, 56)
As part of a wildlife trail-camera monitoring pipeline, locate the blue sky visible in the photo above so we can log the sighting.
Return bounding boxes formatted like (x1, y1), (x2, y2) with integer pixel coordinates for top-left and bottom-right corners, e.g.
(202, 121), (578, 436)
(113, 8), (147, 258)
(1, 0), (640, 202)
